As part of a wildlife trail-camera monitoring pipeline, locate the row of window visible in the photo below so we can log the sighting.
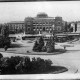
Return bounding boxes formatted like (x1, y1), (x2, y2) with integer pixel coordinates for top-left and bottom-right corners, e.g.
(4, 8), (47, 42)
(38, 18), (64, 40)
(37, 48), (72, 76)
(33, 28), (53, 31)
(8, 24), (24, 27)
(32, 26), (63, 31)
(33, 22), (53, 25)
(9, 26), (24, 30)
(34, 30), (53, 34)
(8, 24), (24, 30)
(33, 24), (53, 26)
(33, 27), (52, 29)
(33, 20), (54, 24)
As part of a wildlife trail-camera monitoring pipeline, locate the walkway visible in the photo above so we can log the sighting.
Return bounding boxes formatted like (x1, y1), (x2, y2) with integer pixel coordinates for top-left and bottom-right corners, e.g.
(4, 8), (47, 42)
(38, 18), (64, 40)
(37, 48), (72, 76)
(0, 40), (80, 74)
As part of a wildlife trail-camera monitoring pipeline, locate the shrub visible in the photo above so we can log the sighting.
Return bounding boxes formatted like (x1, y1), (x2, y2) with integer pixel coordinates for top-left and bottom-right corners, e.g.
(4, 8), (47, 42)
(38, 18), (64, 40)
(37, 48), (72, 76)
(0, 54), (68, 74)
(0, 56), (53, 74)
(0, 57), (10, 74)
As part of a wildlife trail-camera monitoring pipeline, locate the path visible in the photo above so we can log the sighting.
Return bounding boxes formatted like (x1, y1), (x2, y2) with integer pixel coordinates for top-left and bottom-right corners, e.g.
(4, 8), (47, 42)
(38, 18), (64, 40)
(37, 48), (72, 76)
(0, 40), (80, 74)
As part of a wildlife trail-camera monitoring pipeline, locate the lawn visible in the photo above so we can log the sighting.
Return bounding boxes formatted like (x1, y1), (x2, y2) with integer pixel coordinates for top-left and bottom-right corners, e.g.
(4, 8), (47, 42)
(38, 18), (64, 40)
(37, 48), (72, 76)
(0, 39), (80, 73)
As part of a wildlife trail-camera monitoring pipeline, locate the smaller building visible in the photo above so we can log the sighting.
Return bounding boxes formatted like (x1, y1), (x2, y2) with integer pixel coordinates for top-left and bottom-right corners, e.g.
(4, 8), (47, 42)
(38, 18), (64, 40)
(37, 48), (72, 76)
(7, 21), (25, 34)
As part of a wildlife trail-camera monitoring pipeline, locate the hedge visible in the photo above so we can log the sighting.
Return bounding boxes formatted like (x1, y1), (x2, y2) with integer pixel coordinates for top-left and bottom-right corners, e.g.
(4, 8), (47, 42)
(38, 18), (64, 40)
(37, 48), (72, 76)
(0, 54), (52, 74)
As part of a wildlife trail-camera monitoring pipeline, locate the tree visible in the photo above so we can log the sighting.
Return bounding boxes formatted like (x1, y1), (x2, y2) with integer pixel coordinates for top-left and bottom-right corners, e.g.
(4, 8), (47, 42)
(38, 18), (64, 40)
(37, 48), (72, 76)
(0, 24), (3, 34)
(33, 40), (39, 51)
(33, 36), (44, 52)
(46, 37), (55, 53)
(0, 24), (11, 47)
(0, 53), (3, 59)
(75, 23), (77, 32)
(1, 24), (9, 38)
(38, 36), (44, 51)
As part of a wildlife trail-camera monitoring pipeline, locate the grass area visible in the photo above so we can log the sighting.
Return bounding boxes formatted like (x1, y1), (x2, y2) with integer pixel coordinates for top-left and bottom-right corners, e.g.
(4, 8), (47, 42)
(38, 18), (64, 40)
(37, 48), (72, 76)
(0, 41), (33, 53)
(1, 40), (80, 73)
(39, 66), (68, 74)
(24, 66), (68, 74)
(0, 40), (66, 55)
(0, 54), (68, 74)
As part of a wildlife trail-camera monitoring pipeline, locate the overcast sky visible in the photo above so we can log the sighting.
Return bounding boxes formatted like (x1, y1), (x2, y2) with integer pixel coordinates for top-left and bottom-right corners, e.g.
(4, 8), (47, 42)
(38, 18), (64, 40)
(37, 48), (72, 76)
(0, 1), (80, 23)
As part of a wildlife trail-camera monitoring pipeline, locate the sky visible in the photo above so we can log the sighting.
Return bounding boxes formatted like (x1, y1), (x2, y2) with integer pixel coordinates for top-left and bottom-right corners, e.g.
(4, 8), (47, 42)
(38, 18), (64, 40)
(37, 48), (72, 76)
(0, 1), (80, 23)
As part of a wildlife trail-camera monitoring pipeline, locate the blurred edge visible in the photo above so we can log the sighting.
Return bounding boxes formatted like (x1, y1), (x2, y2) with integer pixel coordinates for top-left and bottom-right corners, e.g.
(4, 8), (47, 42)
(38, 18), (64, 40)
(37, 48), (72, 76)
(0, 0), (80, 2)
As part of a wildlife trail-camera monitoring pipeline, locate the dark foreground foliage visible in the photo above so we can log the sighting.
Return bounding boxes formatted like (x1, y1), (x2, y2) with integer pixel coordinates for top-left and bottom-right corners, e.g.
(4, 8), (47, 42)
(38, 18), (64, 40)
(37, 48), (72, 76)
(0, 53), (68, 74)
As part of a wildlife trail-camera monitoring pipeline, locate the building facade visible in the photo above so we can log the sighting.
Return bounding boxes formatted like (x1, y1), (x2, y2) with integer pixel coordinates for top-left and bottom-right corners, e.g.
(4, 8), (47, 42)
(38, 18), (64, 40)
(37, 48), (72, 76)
(6, 13), (66, 34)
(7, 21), (25, 34)
(70, 21), (80, 33)
(25, 13), (65, 34)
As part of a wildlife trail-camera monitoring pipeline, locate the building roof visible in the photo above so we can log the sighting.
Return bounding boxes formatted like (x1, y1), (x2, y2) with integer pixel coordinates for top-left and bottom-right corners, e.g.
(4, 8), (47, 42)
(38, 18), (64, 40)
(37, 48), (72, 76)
(8, 21), (24, 24)
(33, 17), (54, 23)
(36, 12), (48, 18)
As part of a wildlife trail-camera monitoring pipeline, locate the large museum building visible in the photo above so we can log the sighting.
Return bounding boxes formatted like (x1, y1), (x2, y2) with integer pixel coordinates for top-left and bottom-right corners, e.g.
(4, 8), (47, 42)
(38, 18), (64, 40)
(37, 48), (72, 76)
(25, 13), (65, 34)
(7, 13), (66, 34)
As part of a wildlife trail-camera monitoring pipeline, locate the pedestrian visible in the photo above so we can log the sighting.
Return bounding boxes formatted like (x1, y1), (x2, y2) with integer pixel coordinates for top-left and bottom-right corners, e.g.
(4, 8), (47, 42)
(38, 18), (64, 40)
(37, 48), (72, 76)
(4, 45), (8, 51)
